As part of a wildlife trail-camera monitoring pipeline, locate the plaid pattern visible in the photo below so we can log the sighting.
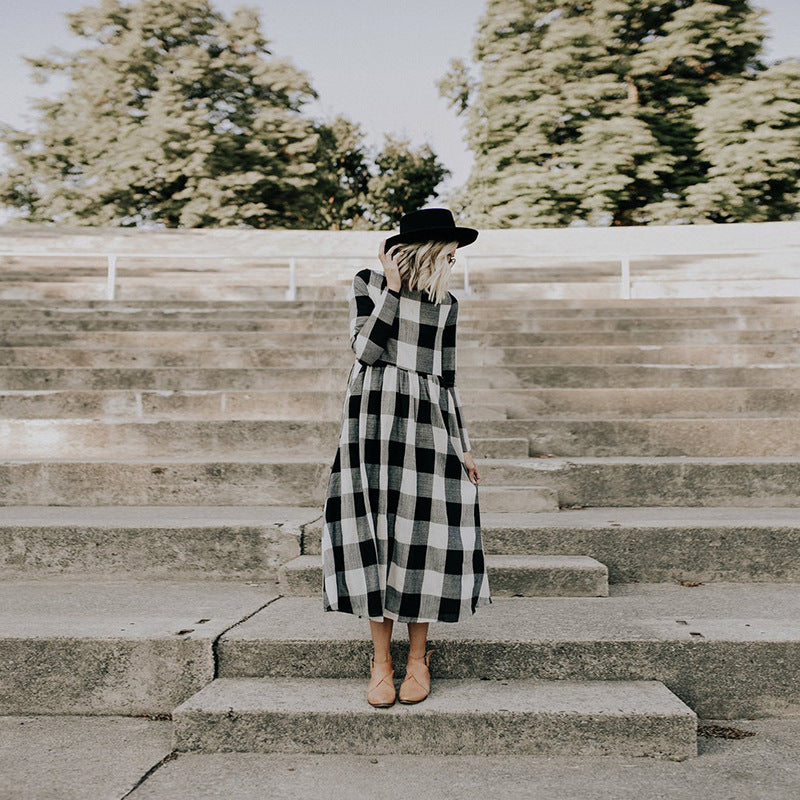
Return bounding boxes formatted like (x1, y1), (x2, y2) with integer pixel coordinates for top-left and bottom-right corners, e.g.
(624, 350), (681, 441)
(321, 267), (492, 623)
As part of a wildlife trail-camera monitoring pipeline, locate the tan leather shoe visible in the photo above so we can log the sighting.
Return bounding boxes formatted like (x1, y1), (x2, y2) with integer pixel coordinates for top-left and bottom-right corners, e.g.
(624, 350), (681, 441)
(399, 649), (435, 704)
(367, 654), (396, 708)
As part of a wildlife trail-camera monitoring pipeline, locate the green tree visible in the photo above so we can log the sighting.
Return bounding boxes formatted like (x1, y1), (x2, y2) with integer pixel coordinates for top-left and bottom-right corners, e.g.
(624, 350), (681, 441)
(0, 0), (323, 227)
(304, 122), (450, 230)
(438, 0), (776, 226)
(308, 114), (372, 230)
(684, 58), (800, 221)
(364, 134), (451, 228)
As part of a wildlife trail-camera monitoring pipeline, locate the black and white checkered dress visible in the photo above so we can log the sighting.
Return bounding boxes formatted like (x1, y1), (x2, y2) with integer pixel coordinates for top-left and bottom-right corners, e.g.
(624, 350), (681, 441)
(321, 267), (492, 623)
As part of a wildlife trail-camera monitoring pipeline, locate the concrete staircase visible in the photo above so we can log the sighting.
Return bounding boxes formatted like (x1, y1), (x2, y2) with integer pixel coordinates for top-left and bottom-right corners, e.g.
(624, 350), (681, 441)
(2, 292), (800, 769)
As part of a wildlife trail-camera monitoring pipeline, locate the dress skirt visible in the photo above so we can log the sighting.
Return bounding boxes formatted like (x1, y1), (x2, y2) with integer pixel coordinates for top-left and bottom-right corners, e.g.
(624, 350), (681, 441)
(321, 359), (492, 623)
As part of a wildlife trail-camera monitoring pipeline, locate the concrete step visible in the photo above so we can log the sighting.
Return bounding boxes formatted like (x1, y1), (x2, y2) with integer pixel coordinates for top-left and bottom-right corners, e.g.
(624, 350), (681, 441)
(170, 676), (697, 759)
(486, 343), (800, 366)
(2, 313), (799, 333)
(4, 326), (800, 348)
(459, 437), (530, 459)
(487, 507), (800, 582)
(0, 576), (280, 714)
(0, 713), (175, 799)
(0, 295), (796, 313)
(522, 417), (800, 457)
(4, 505), (796, 584)
(216, 583), (800, 718)
(0, 458), (561, 510)
(472, 279), (800, 301)
(0, 304), (796, 320)
(0, 308), (795, 328)
(0, 282), (306, 302)
(472, 484), (559, 511)
(0, 388), (359, 420)
(3, 363), (800, 390)
(484, 456), (800, 507)
(304, 506), (800, 583)
(0, 386), (797, 420)
(0, 505), (316, 580)
(2, 343), (798, 368)
(0, 420), (538, 460)
(500, 386), (800, 417)
(279, 554), (609, 598)
(1, 293), (798, 309)
(3, 297), (799, 316)
(3, 417), (800, 459)
(1, 456), (798, 507)
(2, 578), (798, 717)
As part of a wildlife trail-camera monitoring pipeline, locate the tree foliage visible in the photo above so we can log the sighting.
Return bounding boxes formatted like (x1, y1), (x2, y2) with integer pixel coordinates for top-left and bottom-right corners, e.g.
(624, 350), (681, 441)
(0, 0), (448, 228)
(365, 135), (451, 229)
(438, 0), (797, 225)
(685, 58), (800, 221)
(1, 0), (321, 226)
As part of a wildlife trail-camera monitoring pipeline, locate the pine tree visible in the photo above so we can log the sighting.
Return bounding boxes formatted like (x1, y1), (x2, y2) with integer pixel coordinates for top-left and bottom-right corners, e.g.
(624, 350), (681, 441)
(438, 0), (777, 226)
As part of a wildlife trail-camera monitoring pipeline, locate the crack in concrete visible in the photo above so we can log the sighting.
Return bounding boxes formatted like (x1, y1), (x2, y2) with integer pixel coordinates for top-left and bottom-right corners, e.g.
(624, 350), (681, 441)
(210, 593), (283, 679)
(120, 750), (180, 799)
(299, 512), (323, 555)
(120, 592), (284, 797)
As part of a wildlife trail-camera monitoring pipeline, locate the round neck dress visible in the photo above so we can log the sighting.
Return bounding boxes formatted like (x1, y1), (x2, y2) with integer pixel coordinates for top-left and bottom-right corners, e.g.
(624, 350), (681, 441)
(321, 267), (492, 623)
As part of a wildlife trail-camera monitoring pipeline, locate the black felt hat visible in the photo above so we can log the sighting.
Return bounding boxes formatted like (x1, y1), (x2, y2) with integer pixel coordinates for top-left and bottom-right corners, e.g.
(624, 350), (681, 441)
(384, 208), (479, 252)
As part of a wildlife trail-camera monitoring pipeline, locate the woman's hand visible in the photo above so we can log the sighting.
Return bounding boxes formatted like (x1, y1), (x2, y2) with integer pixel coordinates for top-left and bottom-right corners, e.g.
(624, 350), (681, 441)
(378, 238), (403, 292)
(464, 451), (481, 485)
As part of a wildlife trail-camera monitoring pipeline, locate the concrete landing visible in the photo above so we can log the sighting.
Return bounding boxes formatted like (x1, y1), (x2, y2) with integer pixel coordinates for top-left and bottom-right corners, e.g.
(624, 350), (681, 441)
(0, 714), (172, 800)
(132, 716), (800, 800)
(2, 714), (800, 799)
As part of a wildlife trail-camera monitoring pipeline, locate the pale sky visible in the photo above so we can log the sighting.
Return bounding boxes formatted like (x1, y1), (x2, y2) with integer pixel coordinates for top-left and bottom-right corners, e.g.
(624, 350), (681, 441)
(0, 0), (798, 195)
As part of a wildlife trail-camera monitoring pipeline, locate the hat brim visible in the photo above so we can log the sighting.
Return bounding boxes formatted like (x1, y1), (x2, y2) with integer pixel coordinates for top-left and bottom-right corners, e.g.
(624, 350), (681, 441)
(385, 226), (478, 251)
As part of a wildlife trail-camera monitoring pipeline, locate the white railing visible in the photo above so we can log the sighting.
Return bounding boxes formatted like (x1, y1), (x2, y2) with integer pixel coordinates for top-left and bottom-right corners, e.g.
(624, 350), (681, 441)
(0, 251), (473, 301)
(0, 247), (796, 300)
(463, 247), (798, 300)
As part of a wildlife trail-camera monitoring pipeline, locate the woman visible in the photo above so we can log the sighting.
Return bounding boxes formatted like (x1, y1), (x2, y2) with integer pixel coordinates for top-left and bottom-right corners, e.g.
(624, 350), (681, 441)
(321, 207), (492, 708)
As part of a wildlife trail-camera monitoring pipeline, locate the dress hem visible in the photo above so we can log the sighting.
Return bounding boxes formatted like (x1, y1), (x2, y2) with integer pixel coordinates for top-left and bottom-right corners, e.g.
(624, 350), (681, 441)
(323, 595), (492, 625)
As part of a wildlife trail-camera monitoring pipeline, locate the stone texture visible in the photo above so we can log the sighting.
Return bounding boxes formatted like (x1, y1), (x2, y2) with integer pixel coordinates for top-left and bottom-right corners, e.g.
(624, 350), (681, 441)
(171, 676), (697, 759)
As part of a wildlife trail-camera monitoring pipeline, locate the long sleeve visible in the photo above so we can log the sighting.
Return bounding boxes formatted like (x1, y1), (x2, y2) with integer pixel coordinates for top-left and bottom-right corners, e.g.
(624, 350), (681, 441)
(440, 300), (471, 453)
(349, 270), (401, 365)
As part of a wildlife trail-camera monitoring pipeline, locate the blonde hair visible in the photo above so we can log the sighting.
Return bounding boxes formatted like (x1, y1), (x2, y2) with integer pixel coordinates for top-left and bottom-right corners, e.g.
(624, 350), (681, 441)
(392, 239), (460, 305)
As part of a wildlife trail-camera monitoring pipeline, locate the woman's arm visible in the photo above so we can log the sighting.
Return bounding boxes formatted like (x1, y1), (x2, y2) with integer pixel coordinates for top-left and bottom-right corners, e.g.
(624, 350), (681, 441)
(440, 299), (471, 453)
(349, 269), (400, 365)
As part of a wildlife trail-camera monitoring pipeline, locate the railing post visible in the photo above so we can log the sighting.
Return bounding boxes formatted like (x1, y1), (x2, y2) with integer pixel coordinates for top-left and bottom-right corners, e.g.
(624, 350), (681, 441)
(286, 256), (297, 300)
(106, 255), (118, 300)
(620, 255), (631, 299)
(462, 255), (471, 296)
